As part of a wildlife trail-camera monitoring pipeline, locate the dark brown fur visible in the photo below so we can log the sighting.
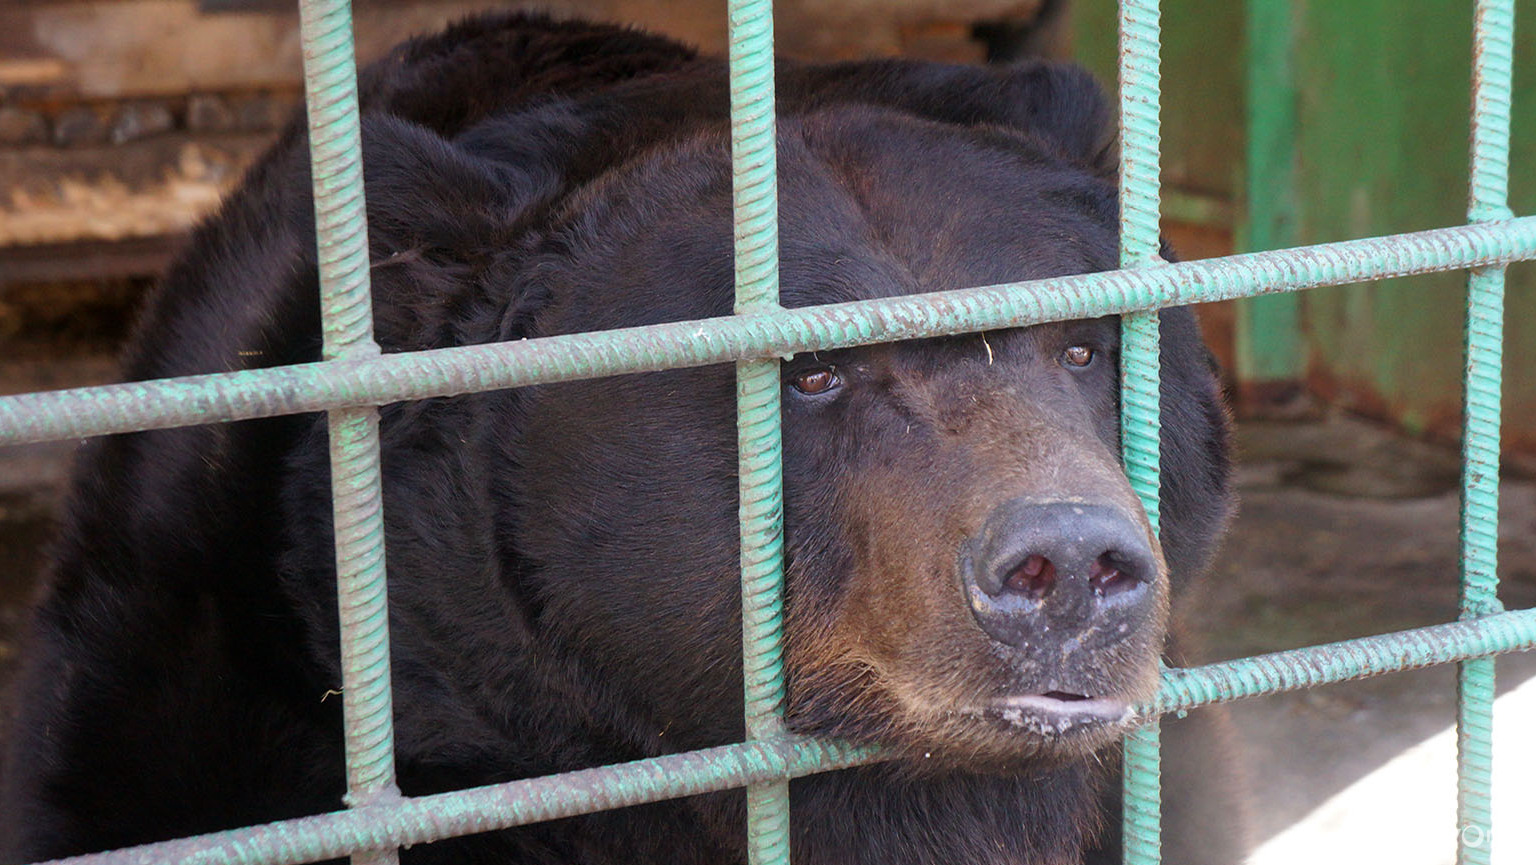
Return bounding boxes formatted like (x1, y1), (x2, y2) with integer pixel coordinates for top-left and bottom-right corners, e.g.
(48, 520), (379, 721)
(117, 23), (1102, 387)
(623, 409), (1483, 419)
(1, 14), (1237, 865)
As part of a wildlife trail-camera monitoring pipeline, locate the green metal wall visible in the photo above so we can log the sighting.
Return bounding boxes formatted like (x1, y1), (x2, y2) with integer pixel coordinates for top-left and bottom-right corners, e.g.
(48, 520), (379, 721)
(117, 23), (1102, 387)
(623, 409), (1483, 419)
(1076, 0), (1536, 455)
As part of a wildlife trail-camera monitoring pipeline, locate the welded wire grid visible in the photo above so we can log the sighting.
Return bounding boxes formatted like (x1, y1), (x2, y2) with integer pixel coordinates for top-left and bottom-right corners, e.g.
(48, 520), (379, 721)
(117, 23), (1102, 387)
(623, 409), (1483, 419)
(5, 0), (1531, 863)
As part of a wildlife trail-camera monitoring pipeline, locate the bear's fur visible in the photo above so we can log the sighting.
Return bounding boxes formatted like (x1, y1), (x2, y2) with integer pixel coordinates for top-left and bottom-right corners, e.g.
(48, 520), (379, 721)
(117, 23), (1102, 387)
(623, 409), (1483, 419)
(0, 14), (1238, 865)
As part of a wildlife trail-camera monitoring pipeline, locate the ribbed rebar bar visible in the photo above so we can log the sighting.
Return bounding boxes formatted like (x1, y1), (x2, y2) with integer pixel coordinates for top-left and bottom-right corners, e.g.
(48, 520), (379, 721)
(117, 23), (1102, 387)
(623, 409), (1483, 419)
(1457, 660), (1496, 865)
(34, 737), (877, 865)
(1151, 608), (1536, 714)
(1457, 2), (1514, 862)
(2, 218), (1533, 449)
(727, 0), (781, 315)
(1116, 1), (1164, 861)
(9, 1), (1529, 863)
(299, 0), (374, 360)
(1117, 0), (1164, 269)
(1121, 720), (1160, 865)
(297, 1), (399, 863)
(322, 411), (396, 810)
(1467, 0), (1516, 227)
(726, 1), (790, 862)
(30, 607), (1536, 865)
(1119, 312), (1162, 537)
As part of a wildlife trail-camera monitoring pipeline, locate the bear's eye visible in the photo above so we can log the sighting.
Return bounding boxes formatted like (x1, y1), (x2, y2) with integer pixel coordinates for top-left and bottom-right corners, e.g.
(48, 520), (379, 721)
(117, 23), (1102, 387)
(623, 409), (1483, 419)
(790, 368), (841, 395)
(1061, 345), (1096, 368)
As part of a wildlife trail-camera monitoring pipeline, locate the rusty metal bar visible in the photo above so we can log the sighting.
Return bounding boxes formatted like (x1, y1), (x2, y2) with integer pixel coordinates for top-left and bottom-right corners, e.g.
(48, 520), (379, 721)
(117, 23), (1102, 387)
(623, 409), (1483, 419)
(295, 5), (401, 865)
(1115, 0), (1165, 857)
(33, 737), (876, 865)
(3, 217), (1534, 449)
(295, 0), (403, 861)
(29, 607), (1536, 865)
(1150, 608), (1536, 714)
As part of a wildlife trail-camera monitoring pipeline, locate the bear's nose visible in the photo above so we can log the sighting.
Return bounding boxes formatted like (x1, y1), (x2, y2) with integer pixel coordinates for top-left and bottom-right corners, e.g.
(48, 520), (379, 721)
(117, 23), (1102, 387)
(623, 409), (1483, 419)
(959, 499), (1158, 649)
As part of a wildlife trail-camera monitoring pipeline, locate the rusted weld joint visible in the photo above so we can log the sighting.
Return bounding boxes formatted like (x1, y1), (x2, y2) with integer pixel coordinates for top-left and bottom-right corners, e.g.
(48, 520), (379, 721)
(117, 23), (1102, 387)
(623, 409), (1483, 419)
(1469, 202), (1515, 223)
(345, 784), (405, 811)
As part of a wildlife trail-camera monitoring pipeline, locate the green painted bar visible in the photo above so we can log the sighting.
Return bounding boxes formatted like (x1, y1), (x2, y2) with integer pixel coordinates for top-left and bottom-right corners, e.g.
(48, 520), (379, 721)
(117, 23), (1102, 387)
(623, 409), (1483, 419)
(1151, 607), (1536, 713)
(1457, 1), (1515, 861)
(30, 608), (1536, 865)
(9, 1), (1531, 864)
(1235, 0), (1304, 384)
(33, 737), (878, 865)
(1119, 308), (1162, 542)
(1116, 0), (1164, 269)
(295, 1), (401, 862)
(1121, 720), (1160, 863)
(724, 0), (791, 861)
(1457, 661), (1496, 864)
(2, 218), (1533, 449)
(1116, 0), (1165, 860)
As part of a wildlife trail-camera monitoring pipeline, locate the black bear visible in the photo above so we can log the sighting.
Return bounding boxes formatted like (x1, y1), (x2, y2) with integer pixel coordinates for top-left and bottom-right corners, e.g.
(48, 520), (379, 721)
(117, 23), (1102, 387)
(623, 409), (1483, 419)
(0, 14), (1238, 865)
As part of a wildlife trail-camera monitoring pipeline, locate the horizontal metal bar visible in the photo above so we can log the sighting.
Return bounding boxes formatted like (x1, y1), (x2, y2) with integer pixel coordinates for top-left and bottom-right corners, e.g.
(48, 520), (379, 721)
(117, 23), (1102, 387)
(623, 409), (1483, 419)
(2, 216), (1533, 448)
(38, 737), (877, 865)
(1149, 607), (1536, 715)
(28, 608), (1535, 865)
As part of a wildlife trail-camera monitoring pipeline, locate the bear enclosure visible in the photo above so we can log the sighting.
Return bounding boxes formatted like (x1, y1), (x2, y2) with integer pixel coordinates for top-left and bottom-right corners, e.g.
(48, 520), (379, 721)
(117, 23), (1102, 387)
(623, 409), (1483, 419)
(0, 0), (1533, 864)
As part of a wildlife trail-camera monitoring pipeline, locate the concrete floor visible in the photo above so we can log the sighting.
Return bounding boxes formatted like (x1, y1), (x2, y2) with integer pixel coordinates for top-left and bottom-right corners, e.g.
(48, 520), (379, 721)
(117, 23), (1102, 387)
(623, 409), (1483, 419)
(1180, 413), (1536, 853)
(1, 354), (1534, 859)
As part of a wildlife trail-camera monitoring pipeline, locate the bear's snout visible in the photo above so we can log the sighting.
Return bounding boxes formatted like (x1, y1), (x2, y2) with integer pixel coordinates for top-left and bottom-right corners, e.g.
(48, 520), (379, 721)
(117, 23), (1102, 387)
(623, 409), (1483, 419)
(959, 498), (1158, 651)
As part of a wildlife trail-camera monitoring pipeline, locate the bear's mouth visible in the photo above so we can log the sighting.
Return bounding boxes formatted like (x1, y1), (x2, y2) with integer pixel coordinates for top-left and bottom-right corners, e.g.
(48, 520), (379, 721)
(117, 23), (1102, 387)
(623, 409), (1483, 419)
(962, 691), (1134, 738)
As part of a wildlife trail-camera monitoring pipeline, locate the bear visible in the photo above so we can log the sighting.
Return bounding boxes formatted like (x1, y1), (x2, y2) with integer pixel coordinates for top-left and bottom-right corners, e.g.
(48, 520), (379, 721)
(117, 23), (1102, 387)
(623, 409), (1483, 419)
(0, 13), (1239, 865)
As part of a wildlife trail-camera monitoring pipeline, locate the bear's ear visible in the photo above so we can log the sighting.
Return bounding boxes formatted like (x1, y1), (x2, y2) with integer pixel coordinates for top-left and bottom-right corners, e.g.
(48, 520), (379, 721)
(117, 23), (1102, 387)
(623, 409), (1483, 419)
(801, 59), (1117, 177)
(987, 62), (1117, 177)
(360, 103), (590, 261)
(354, 106), (600, 350)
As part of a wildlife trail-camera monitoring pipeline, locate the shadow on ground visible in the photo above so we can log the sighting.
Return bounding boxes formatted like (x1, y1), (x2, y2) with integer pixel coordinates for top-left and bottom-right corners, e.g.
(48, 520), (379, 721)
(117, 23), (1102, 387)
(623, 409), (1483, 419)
(1177, 412), (1536, 846)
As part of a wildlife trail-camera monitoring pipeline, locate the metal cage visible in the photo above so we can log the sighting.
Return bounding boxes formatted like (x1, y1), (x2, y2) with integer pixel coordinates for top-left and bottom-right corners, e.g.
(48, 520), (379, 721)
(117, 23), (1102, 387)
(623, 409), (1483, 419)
(0, 0), (1530, 863)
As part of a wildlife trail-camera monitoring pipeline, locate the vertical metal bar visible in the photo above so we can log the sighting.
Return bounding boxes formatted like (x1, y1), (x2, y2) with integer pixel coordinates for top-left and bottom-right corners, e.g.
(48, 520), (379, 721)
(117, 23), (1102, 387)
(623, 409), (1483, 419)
(298, 1), (400, 863)
(727, 1), (789, 864)
(1457, 2), (1513, 863)
(1236, 0), (1304, 387)
(1117, 0), (1164, 863)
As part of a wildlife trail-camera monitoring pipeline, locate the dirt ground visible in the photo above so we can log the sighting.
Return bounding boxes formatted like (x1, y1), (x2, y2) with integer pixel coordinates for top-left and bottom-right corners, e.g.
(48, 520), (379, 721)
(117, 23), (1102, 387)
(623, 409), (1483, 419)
(1, 351), (1534, 854)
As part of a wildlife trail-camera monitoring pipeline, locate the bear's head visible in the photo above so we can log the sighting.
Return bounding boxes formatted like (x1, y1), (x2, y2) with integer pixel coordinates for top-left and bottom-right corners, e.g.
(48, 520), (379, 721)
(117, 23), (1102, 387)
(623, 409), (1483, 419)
(361, 60), (1232, 771)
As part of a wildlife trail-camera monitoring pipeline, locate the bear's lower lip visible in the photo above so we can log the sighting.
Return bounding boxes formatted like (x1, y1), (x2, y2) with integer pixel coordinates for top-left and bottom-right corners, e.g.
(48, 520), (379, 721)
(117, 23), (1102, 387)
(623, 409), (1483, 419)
(964, 693), (1134, 736)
